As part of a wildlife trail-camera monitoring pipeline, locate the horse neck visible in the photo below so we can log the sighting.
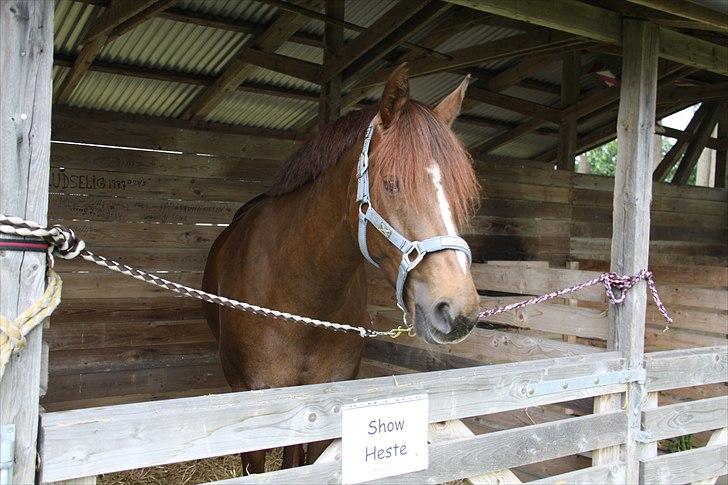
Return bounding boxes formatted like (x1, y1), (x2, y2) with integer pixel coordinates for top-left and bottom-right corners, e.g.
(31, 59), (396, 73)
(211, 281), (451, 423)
(279, 143), (365, 300)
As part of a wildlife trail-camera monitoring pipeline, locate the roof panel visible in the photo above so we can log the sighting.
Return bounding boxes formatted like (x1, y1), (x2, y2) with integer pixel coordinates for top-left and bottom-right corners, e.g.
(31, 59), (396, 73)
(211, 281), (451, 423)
(206, 90), (316, 129)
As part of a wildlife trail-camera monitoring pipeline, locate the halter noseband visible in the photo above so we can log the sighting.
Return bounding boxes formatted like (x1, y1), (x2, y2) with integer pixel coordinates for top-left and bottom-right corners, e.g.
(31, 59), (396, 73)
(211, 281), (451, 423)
(356, 120), (472, 325)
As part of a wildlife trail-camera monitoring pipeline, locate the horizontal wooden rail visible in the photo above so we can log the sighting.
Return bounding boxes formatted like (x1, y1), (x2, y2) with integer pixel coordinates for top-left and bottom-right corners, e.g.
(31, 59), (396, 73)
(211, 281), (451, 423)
(645, 345), (728, 392)
(640, 444), (728, 484)
(529, 463), (626, 484)
(210, 412), (627, 484)
(642, 395), (728, 442)
(40, 352), (624, 482)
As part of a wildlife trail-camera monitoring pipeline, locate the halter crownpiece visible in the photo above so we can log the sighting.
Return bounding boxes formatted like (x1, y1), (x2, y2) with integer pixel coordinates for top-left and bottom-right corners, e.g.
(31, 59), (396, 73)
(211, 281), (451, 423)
(355, 119), (473, 327)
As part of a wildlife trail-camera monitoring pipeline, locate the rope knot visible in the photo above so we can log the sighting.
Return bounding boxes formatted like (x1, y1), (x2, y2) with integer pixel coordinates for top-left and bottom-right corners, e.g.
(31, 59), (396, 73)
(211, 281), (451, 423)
(48, 224), (85, 259)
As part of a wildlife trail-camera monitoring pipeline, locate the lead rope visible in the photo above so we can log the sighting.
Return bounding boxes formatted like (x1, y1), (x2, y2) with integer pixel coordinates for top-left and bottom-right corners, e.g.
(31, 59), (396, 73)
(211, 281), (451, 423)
(0, 214), (673, 345)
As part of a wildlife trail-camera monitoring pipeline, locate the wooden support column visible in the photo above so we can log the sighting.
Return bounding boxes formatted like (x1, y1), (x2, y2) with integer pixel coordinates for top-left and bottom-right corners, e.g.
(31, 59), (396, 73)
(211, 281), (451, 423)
(591, 19), (659, 484)
(557, 51), (579, 170)
(318, 0), (343, 127)
(716, 113), (727, 188)
(0, 1), (54, 483)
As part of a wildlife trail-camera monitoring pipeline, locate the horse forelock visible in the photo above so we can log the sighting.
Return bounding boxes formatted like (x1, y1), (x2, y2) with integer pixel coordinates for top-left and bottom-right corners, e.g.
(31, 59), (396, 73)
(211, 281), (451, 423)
(267, 101), (479, 228)
(371, 101), (480, 229)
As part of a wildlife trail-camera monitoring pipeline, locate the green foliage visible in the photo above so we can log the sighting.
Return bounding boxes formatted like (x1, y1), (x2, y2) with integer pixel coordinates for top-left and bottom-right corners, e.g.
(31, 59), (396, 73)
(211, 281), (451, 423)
(666, 435), (693, 453)
(580, 136), (697, 185)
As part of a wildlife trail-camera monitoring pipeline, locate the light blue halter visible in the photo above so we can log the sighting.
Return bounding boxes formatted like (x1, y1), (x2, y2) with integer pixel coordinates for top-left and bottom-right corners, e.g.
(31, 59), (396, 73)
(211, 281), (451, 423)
(356, 120), (473, 323)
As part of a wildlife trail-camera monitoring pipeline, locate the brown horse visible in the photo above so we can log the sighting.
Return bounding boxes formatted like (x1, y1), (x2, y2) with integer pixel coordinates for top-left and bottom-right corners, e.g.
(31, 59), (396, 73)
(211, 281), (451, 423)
(202, 64), (481, 473)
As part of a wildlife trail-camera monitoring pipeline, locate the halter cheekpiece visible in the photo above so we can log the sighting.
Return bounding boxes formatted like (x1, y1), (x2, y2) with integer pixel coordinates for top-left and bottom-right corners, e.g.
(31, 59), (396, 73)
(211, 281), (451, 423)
(356, 120), (473, 328)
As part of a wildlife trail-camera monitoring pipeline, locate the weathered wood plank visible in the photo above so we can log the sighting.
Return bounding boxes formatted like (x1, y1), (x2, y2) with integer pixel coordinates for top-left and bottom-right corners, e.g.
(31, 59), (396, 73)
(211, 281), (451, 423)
(0, 1), (54, 483)
(51, 142), (281, 181)
(640, 444), (728, 484)
(212, 412), (627, 484)
(50, 166), (268, 202)
(529, 464), (626, 484)
(52, 107), (301, 159)
(427, 420), (522, 484)
(642, 396), (728, 442)
(52, 297), (204, 324)
(645, 346), (728, 392)
(40, 353), (625, 481)
(693, 428), (728, 485)
(49, 194), (239, 224)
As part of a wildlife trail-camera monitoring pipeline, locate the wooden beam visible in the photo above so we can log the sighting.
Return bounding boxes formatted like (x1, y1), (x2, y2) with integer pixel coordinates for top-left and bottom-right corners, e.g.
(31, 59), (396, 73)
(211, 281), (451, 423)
(351, 29), (580, 91)
(658, 28), (728, 76)
(236, 47), (321, 84)
(83, 0), (159, 44)
(557, 51), (580, 170)
(181, 1), (319, 120)
(444, 0), (728, 75)
(625, 0), (728, 32)
(653, 103), (713, 181)
(716, 112), (727, 188)
(0, 1), (53, 483)
(658, 125), (727, 151)
(592, 19), (659, 484)
(318, 0), (343, 126)
(472, 118), (548, 156)
(54, 0), (165, 104)
(672, 101), (723, 184)
(466, 88), (562, 123)
(480, 55), (562, 93)
(255, 0), (448, 60)
(658, 81), (728, 105)
(320, 0), (431, 83)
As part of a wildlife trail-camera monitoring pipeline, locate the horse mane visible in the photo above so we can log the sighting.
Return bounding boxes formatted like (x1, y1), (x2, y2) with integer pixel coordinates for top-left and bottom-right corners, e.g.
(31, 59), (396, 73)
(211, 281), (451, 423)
(267, 101), (479, 228)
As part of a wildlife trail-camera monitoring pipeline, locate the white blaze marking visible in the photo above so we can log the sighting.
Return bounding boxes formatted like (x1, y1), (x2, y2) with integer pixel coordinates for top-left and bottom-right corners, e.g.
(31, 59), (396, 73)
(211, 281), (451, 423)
(426, 163), (469, 273)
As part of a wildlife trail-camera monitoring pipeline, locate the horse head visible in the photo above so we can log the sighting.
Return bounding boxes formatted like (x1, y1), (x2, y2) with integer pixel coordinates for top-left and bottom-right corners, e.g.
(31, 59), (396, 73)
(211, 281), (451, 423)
(360, 63), (481, 344)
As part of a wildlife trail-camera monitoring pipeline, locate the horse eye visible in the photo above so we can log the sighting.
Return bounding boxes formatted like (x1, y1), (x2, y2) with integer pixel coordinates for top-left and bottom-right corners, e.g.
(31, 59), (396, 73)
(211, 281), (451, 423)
(383, 176), (400, 196)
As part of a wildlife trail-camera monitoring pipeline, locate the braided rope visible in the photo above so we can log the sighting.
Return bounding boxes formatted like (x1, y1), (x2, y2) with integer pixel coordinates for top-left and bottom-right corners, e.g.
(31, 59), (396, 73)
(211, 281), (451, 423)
(0, 214), (674, 344)
(478, 270), (673, 329)
(0, 270), (62, 379)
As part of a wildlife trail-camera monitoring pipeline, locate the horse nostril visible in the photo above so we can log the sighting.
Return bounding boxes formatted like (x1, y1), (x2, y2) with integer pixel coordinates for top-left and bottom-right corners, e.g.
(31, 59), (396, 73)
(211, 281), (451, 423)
(433, 300), (454, 330)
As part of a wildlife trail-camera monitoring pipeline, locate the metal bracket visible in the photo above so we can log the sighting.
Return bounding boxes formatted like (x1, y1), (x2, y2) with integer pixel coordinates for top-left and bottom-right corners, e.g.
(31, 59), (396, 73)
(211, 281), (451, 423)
(526, 368), (646, 397)
(0, 424), (15, 485)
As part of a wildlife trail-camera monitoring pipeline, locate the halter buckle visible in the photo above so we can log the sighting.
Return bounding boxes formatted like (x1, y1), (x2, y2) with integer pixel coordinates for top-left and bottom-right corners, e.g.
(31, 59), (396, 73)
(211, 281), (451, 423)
(403, 241), (425, 270)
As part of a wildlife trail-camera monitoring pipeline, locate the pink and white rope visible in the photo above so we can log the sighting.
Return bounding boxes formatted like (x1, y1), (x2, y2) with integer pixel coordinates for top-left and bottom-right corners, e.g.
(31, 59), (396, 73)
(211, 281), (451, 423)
(478, 269), (673, 329)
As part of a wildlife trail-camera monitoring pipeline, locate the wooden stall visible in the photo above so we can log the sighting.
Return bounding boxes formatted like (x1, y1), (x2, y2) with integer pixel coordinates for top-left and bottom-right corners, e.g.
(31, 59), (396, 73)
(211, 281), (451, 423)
(1, 0), (727, 483)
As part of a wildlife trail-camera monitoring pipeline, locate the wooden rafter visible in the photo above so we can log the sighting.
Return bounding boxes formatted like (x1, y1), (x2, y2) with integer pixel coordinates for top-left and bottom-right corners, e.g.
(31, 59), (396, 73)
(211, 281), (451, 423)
(54, 0), (171, 104)
(237, 48), (321, 84)
(671, 101), (724, 185)
(52, 54), (548, 137)
(472, 118), (548, 156)
(444, 0), (728, 75)
(557, 51), (580, 170)
(351, 29), (581, 92)
(318, 0), (343, 126)
(319, 0), (432, 83)
(466, 88), (562, 123)
(181, 0), (320, 120)
(625, 0), (728, 32)
(255, 0), (449, 60)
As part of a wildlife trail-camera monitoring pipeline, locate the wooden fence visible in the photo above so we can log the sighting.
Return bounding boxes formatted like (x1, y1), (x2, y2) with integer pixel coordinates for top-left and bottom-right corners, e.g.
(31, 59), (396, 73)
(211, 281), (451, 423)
(38, 345), (728, 484)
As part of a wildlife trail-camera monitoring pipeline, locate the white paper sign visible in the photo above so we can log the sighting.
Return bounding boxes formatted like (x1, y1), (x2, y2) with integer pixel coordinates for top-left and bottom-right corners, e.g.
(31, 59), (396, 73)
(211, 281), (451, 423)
(341, 394), (428, 484)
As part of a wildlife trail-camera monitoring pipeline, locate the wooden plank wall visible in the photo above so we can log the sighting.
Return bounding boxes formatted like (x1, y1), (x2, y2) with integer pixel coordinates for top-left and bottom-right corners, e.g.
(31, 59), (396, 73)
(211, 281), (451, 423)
(41, 115), (727, 411)
(43, 111), (292, 411)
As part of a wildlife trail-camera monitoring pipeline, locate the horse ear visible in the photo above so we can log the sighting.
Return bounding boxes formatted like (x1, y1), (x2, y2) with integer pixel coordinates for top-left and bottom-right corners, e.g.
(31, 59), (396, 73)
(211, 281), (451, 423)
(379, 63), (410, 128)
(434, 74), (470, 127)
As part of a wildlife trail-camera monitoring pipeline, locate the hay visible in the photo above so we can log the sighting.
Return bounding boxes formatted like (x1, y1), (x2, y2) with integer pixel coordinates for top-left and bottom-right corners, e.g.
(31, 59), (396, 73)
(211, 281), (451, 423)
(98, 449), (283, 485)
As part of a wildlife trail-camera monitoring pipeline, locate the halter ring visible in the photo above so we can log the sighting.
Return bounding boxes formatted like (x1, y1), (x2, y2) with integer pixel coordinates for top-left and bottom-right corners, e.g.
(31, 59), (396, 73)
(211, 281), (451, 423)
(403, 241), (425, 270)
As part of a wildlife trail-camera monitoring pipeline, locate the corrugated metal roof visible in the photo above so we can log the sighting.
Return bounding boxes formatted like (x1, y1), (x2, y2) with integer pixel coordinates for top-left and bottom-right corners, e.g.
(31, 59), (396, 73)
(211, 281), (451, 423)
(206, 89), (316, 128)
(52, 0), (721, 157)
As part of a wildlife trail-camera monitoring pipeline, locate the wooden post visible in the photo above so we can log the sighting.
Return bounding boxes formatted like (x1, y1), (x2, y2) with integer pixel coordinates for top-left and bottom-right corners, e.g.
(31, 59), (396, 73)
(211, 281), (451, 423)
(557, 51), (579, 170)
(591, 19), (659, 484)
(318, 0), (343, 127)
(713, 111), (726, 188)
(0, 1), (54, 483)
